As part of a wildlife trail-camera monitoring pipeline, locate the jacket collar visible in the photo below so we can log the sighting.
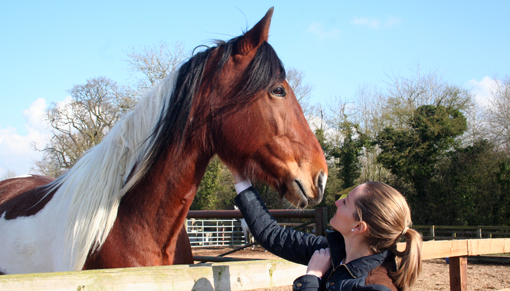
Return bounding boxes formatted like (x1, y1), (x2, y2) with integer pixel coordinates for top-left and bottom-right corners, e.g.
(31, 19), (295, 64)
(325, 230), (346, 268)
(326, 230), (395, 278)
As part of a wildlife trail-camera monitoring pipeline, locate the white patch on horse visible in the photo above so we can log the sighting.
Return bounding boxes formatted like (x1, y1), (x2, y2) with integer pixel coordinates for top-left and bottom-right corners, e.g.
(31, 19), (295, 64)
(0, 70), (180, 274)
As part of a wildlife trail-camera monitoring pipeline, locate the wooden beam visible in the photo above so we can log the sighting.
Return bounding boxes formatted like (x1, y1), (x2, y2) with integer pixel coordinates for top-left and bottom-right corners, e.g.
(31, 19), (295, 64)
(449, 256), (468, 291)
(395, 238), (510, 291)
(0, 259), (306, 291)
(396, 238), (510, 260)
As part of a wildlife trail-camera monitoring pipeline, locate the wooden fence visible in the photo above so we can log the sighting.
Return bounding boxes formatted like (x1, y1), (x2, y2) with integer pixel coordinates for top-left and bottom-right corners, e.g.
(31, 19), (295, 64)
(0, 259), (307, 291)
(1, 208), (509, 290)
(1, 238), (509, 290)
(418, 238), (510, 291)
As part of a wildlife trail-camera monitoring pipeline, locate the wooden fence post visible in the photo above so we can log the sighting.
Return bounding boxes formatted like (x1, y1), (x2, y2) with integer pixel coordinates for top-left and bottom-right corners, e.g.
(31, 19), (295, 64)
(449, 256), (468, 291)
(314, 207), (328, 236)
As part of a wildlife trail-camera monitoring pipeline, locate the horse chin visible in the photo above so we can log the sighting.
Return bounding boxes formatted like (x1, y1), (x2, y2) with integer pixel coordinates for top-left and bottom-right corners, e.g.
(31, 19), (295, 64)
(284, 179), (322, 209)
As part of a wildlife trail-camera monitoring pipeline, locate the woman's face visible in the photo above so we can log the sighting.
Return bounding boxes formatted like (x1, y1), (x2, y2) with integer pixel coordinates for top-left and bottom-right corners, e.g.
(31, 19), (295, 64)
(329, 184), (364, 235)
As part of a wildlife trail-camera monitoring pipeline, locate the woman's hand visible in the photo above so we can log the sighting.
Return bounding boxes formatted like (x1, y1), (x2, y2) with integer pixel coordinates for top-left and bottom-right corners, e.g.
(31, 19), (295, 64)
(306, 248), (332, 278)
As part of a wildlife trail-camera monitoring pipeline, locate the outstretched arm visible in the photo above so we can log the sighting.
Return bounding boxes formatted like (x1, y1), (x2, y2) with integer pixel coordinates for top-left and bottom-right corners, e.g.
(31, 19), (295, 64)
(225, 163), (328, 265)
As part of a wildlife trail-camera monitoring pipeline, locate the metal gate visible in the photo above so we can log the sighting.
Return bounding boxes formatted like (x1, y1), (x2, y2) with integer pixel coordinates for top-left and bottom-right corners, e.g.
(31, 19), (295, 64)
(187, 218), (246, 247)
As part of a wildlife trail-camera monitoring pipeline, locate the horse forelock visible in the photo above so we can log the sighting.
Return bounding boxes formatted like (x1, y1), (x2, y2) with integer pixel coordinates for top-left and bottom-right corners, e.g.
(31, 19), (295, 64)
(213, 40), (286, 114)
(233, 41), (286, 99)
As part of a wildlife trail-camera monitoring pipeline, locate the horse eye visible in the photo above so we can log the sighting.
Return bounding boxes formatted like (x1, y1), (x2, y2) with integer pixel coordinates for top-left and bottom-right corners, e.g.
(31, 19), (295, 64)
(271, 86), (286, 97)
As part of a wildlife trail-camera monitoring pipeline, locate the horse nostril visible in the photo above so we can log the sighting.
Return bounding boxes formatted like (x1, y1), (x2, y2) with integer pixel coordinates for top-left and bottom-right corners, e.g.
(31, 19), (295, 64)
(317, 171), (327, 197)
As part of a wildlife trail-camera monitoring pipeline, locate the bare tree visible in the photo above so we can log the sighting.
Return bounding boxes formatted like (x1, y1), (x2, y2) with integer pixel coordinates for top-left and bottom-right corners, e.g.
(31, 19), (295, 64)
(34, 77), (136, 177)
(34, 42), (190, 177)
(485, 75), (510, 153)
(351, 84), (387, 137)
(462, 101), (486, 147)
(286, 67), (314, 115)
(1, 169), (17, 180)
(381, 67), (473, 130)
(125, 41), (188, 94)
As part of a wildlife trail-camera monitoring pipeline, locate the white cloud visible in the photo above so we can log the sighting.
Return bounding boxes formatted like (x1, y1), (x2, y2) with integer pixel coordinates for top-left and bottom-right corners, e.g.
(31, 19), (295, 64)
(466, 76), (498, 107)
(352, 17), (381, 29)
(351, 16), (401, 30)
(23, 98), (49, 133)
(0, 98), (51, 178)
(307, 22), (342, 40)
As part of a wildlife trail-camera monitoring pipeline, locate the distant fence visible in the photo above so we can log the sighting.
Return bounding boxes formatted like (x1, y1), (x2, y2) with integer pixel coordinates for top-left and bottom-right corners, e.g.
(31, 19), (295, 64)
(186, 208), (329, 248)
(186, 220), (317, 248)
(414, 225), (510, 240)
(187, 219), (245, 247)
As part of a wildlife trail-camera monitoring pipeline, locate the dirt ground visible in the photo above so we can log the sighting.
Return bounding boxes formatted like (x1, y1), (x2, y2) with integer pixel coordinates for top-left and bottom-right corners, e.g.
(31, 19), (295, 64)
(193, 246), (510, 291)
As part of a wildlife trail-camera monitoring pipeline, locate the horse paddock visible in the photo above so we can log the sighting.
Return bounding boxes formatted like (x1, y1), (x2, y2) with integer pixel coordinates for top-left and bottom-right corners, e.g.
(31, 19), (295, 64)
(193, 246), (510, 291)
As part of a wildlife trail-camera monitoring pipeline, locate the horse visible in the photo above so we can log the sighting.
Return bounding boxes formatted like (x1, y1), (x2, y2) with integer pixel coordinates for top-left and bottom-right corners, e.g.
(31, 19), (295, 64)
(0, 8), (328, 275)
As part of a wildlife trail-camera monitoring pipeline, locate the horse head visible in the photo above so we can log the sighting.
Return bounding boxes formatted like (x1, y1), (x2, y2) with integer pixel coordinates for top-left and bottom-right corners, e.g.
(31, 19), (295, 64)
(200, 8), (328, 208)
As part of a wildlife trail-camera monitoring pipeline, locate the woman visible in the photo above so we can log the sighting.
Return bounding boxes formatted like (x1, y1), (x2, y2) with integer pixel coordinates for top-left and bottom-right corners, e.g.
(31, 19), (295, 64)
(229, 168), (422, 291)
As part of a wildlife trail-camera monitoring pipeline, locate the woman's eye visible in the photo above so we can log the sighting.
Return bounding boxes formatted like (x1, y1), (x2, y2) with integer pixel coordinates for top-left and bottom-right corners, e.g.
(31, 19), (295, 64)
(271, 86), (286, 97)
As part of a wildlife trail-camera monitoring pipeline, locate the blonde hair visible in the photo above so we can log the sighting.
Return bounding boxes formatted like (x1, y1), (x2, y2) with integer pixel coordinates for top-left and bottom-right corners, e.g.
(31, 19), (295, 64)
(354, 181), (422, 291)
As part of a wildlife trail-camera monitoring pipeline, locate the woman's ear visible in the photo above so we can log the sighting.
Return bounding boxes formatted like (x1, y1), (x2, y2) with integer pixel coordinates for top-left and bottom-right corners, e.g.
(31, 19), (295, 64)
(355, 221), (369, 234)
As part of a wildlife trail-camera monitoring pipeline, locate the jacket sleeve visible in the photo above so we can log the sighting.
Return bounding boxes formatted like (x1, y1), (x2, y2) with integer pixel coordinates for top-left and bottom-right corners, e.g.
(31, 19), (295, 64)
(234, 186), (328, 265)
(293, 275), (322, 291)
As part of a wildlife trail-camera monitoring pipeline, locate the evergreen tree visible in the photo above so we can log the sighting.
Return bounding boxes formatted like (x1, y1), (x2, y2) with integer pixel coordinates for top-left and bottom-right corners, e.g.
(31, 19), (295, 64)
(375, 105), (467, 223)
(331, 122), (370, 189)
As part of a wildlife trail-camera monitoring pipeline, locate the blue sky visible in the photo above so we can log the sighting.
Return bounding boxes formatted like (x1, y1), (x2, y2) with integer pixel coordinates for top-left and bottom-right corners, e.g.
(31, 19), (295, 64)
(1, 1), (509, 177)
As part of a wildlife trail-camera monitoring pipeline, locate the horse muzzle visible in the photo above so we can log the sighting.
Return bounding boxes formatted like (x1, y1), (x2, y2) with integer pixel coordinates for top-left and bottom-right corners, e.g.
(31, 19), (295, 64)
(286, 170), (327, 208)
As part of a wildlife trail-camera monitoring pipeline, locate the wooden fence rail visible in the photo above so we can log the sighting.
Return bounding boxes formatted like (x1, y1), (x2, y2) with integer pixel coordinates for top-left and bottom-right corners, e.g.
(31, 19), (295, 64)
(1, 238), (509, 290)
(414, 225), (510, 240)
(0, 259), (308, 291)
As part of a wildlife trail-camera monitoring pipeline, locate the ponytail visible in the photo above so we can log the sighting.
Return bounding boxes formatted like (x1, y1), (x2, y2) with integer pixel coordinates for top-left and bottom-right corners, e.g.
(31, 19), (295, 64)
(392, 228), (423, 291)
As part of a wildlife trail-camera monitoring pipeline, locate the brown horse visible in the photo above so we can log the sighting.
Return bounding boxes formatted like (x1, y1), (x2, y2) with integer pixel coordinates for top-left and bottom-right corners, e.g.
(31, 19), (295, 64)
(0, 8), (327, 274)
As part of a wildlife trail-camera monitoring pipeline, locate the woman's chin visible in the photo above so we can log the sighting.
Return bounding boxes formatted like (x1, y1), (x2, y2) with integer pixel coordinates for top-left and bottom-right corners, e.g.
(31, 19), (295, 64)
(329, 219), (339, 232)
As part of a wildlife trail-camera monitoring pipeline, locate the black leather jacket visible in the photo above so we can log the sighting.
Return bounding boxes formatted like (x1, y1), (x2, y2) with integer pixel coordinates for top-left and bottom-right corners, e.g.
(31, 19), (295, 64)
(234, 187), (399, 291)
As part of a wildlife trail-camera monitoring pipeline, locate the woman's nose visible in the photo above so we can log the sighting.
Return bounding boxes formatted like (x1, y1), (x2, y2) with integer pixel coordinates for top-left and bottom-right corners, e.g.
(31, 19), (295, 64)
(335, 199), (341, 207)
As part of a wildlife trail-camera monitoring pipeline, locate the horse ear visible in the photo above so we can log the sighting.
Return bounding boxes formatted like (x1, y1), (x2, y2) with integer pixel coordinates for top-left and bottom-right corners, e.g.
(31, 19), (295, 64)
(236, 7), (274, 55)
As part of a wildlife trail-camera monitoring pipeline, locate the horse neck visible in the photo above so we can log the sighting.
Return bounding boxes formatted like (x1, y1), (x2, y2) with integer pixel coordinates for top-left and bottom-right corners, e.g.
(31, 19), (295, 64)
(118, 126), (214, 248)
